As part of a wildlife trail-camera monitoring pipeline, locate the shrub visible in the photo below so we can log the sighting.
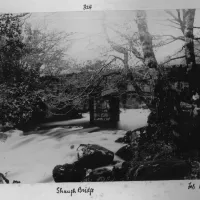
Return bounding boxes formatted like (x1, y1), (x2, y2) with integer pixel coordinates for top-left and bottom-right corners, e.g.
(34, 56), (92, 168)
(0, 83), (47, 130)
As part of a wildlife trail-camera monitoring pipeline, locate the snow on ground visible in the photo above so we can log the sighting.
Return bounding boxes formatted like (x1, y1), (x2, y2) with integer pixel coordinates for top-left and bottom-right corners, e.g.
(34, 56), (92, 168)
(0, 109), (150, 184)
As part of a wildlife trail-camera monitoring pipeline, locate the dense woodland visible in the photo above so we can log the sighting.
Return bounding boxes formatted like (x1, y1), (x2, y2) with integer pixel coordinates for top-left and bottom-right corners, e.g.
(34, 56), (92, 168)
(1, 9), (200, 182)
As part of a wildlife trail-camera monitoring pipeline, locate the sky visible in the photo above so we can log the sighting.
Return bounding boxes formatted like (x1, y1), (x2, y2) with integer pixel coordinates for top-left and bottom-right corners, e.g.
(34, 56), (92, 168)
(27, 9), (200, 65)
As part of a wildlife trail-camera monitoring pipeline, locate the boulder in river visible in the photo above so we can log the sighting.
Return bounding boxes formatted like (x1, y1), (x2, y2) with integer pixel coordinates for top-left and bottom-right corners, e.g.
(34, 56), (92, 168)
(115, 137), (126, 143)
(115, 144), (134, 161)
(77, 144), (114, 169)
(83, 167), (114, 182)
(52, 161), (86, 182)
(112, 161), (129, 181)
(115, 126), (147, 144)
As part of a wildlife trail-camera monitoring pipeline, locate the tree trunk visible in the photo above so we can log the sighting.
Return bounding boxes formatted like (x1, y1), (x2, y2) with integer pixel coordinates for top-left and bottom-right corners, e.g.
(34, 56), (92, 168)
(135, 10), (159, 99)
(182, 9), (200, 150)
(184, 9), (196, 67)
(183, 10), (199, 95)
(124, 51), (129, 72)
(135, 10), (182, 150)
(136, 10), (157, 69)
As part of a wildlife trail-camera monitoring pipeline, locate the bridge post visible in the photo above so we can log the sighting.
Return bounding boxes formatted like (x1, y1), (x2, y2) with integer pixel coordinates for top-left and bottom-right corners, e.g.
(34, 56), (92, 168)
(89, 96), (94, 124)
(89, 89), (119, 124)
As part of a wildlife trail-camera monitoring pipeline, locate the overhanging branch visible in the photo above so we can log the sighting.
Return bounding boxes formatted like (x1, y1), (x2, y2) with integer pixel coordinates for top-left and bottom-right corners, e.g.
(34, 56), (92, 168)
(162, 55), (186, 65)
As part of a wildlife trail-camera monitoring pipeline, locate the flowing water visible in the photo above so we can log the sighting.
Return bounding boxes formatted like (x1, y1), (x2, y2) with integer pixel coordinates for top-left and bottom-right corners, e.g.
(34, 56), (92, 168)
(0, 109), (150, 183)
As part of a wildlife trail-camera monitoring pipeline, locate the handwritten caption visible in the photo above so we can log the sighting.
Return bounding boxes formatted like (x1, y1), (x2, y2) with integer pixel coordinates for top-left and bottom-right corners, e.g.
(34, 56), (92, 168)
(83, 4), (92, 10)
(57, 187), (94, 196)
(188, 182), (200, 190)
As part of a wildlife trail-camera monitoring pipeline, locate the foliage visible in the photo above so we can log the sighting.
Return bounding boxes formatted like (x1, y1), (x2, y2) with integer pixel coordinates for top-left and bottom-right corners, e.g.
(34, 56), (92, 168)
(0, 13), (27, 83)
(22, 23), (72, 76)
(0, 13), (76, 129)
(0, 83), (46, 129)
(0, 14), (47, 130)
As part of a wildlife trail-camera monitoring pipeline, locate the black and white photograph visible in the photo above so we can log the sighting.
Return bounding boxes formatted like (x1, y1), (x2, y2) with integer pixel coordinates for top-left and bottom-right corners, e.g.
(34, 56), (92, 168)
(0, 8), (200, 184)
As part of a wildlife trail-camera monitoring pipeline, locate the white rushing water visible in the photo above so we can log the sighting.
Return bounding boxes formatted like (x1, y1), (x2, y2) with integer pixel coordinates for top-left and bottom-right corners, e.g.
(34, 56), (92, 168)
(0, 109), (150, 184)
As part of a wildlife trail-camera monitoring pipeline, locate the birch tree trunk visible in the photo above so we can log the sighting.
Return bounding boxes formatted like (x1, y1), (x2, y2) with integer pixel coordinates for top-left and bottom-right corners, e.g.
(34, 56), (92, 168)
(184, 9), (196, 67)
(135, 10), (159, 102)
(183, 9), (200, 150)
(183, 9), (199, 96)
(136, 11), (157, 69)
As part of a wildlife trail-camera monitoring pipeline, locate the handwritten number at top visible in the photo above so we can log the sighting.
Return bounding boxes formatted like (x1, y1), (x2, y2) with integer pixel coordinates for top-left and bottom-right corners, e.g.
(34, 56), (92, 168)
(83, 4), (92, 10)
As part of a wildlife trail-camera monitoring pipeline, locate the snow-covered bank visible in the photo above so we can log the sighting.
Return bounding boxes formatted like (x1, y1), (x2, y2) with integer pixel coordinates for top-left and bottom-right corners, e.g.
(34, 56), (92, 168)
(0, 109), (150, 183)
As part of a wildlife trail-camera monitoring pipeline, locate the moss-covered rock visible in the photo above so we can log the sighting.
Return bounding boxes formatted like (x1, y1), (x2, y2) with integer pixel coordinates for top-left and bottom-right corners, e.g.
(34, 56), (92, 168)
(52, 161), (86, 182)
(77, 144), (114, 169)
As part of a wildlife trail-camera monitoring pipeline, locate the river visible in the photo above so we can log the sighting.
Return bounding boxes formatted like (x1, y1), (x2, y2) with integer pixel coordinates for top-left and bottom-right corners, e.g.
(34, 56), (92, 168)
(0, 109), (150, 183)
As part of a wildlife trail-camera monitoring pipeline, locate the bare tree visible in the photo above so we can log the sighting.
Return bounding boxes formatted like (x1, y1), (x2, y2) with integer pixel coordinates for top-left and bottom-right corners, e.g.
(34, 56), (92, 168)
(102, 20), (130, 72)
(101, 11), (160, 107)
(161, 9), (200, 64)
(22, 23), (74, 77)
(102, 12), (146, 72)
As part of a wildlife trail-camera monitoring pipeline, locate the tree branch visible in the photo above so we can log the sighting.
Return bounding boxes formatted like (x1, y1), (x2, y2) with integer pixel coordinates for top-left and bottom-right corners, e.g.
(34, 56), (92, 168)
(162, 55), (186, 65)
(109, 55), (124, 63)
(167, 19), (180, 26)
(156, 23), (182, 30)
(165, 10), (179, 21)
(165, 9), (185, 34)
